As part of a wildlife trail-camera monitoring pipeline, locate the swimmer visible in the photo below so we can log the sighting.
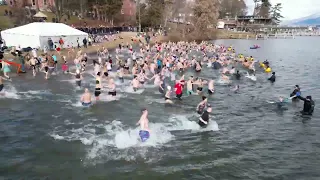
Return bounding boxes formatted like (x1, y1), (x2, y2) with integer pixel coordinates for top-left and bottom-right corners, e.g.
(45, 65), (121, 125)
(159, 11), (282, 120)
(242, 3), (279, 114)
(198, 104), (212, 128)
(165, 86), (173, 104)
(231, 85), (239, 93)
(80, 88), (92, 107)
(268, 72), (276, 83)
(197, 96), (208, 114)
(221, 74), (230, 83)
(136, 108), (150, 132)
(234, 70), (241, 80)
(208, 80), (215, 94)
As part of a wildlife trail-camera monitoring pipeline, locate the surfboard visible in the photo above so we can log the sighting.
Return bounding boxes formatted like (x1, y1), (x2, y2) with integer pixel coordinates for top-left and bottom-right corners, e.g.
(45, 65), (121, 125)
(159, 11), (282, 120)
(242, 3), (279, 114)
(139, 130), (150, 142)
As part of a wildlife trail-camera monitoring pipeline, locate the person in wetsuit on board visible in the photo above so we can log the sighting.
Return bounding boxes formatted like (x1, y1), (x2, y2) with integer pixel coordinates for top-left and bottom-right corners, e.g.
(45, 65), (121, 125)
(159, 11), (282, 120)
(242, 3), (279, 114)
(198, 104), (212, 128)
(296, 94), (315, 115)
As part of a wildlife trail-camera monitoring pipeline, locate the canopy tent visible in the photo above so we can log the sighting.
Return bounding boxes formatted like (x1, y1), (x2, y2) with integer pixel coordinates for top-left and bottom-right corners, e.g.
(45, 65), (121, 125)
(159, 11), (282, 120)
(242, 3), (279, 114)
(0, 22), (88, 49)
(33, 12), (48, 18)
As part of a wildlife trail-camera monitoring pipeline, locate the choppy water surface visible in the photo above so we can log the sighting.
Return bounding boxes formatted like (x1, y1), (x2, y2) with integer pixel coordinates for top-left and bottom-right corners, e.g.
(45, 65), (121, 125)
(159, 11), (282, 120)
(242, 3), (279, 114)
(1, 37), (320, 180)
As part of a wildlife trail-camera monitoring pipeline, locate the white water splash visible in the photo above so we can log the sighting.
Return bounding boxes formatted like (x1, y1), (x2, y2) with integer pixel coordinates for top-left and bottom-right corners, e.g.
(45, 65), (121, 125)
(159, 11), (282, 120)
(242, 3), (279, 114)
(50, 113), (219, 163)
(0, 85), (20, 99)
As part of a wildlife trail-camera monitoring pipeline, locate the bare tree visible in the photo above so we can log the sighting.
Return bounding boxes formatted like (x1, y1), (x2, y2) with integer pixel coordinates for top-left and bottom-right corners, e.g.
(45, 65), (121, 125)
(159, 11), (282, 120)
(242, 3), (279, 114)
(49, 0), (66, 22)
(192, 0), (219, 40)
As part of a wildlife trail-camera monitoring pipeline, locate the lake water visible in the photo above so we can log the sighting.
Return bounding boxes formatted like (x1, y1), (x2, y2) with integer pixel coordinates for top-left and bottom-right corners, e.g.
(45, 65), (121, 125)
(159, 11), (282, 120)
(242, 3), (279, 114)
(1, 37), (320, 180)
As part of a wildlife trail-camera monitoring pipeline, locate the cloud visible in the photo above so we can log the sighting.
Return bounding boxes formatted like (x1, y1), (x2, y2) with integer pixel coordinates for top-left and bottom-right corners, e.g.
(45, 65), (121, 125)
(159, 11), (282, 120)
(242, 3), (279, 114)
(244, 0), (320, 20)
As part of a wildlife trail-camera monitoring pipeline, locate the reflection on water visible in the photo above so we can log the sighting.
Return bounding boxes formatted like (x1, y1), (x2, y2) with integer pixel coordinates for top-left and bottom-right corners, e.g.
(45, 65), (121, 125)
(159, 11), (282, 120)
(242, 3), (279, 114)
(1, 37), (320, 179)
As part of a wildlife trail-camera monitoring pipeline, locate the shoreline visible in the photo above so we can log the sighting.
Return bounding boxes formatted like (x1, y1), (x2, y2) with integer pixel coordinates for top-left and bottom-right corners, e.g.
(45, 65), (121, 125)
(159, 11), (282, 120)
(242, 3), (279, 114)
(2, 30), (254, 66)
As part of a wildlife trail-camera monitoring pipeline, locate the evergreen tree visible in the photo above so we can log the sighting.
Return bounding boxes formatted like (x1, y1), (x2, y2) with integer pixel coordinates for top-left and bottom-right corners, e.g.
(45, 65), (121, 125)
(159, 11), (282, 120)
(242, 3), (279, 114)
(270, 3), (284, 25)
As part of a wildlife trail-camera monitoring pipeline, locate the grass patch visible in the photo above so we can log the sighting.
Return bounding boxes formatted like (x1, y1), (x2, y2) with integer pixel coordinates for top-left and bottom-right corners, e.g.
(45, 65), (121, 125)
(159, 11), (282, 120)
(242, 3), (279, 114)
(0, 5), (14, 29)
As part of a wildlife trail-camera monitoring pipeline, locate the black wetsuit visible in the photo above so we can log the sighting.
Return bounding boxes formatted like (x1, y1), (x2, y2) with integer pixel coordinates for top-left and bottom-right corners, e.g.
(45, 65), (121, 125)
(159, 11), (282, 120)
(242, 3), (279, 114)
(297, 96), (315, 115)
(234, 72), (241, 80)
(268, 74), (276, 83)
(290, 89), (300, 100)
(198, 110), (209, 128)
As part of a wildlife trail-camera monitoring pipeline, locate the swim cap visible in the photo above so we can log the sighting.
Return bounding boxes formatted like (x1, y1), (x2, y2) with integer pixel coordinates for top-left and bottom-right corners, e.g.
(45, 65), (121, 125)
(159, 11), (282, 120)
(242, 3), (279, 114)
(167, 86), (171, 90)
(207, 104), (212, 107)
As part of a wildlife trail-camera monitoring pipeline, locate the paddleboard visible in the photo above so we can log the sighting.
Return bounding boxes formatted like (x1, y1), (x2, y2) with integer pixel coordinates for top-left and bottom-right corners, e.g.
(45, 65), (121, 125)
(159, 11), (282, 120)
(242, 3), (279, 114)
(139, 130), (150, 142)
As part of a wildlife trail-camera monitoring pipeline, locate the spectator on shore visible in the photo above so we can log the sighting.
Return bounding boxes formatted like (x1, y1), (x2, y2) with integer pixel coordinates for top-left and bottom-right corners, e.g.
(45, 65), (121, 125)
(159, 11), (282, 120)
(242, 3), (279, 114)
(48, 38), (54, 50)
(83, 38), (87, 48)
(59, 38), (64, 48)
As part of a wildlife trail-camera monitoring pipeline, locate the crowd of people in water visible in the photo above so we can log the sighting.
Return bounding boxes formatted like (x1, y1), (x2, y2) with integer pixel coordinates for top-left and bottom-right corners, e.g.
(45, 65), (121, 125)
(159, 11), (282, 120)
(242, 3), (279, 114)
(0, 38), (315, 136)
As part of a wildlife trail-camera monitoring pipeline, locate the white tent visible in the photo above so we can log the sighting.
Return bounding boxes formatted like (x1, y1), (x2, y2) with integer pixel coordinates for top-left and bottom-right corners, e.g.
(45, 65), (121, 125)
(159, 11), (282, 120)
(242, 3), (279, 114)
(1, 22), (88, 49)
(33, 12), (48, 18)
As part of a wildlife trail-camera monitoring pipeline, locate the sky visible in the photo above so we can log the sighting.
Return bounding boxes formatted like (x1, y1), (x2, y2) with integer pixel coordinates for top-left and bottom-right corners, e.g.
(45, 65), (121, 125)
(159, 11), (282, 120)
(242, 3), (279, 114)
(245, 0), (320, 20)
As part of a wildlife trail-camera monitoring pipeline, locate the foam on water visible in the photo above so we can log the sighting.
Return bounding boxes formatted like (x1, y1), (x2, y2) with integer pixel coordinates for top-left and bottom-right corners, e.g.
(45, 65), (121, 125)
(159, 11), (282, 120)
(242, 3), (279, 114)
(216, 79), (231, 85)
(0, 85), (20, 99)
(245, 72), (257, 81)
(122, 86), (145, 94)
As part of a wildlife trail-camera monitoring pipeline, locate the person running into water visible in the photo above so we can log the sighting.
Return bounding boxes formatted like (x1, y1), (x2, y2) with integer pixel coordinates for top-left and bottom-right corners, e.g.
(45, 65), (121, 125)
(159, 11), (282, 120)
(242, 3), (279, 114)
(174, 79), (184, 100)
(165, 86), (173, 104)
(197, 96), (208, 114)
(186, 76), (194, 95)
(158, 78), (166, 95)
(29, 57), (37, 77)
(0, 75), (11, 95)
(69, 69), (84, 87)
(131, 75), (141, 92)
(107, 78), (117, 96)
(136, 108), (150, 132)
(80, 88), (92, 107)
(1, 61), (11, 79)
(198, 104), (212, 128)
(208, 80), (215, 94)
(94, 72), (102, 101)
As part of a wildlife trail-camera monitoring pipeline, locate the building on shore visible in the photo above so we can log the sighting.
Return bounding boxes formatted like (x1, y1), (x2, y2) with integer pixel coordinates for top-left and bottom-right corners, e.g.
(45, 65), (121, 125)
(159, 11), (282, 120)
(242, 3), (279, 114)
(217, 15), (275, 32)
(5, 0), (136, 22)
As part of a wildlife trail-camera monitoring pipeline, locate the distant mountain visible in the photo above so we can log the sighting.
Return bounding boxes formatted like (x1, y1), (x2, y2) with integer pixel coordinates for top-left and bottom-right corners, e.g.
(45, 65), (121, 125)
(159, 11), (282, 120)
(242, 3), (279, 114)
(282, 13), (320, 26)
